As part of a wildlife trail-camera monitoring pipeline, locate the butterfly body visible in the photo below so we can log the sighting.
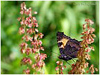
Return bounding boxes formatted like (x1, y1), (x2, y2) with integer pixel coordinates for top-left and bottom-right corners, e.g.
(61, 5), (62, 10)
(57, 32), (81, 61)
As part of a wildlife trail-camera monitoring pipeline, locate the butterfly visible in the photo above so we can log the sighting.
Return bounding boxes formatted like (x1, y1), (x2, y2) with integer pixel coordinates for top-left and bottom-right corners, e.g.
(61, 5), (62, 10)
(57, 32), (81, 61)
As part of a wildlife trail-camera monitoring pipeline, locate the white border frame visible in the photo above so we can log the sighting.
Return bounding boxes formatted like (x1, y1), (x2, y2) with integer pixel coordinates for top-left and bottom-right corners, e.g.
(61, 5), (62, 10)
(0, 0), (99, 74)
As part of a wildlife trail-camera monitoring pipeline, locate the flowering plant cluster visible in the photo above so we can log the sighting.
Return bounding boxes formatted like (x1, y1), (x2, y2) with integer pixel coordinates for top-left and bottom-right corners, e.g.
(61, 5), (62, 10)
(55, 61), (66, 74)
(68, 19), (98, 74)
(18, 2), (47, 74)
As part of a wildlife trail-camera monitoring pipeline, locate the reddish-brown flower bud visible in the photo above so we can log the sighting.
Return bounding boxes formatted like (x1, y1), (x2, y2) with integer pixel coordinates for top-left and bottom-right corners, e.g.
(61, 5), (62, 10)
(19, 27), (25, 34)
(19, 2), (47, 74)
(23, 68), (30, 74)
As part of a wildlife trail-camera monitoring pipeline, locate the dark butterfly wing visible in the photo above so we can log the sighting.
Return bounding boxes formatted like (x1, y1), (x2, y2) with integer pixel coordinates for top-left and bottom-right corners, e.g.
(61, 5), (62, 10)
(59, 44), (79, 61)
(57, 32), (81, 61)
(64, 39), (81, 57)
(57, 32), (70, 54)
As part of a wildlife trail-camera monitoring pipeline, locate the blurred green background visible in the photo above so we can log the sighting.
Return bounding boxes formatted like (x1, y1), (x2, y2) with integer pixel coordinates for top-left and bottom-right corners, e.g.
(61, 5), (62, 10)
(1, 1), (99, 74)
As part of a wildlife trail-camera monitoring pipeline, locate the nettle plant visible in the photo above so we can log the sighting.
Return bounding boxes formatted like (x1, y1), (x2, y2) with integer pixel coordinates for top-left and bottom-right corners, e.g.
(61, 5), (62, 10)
(18, 2), (47, 74)
(18, 2), (98, 74)
(55, 19), (98, 74)
(68, 19), (99, 74)
(68, 19), (98, 74)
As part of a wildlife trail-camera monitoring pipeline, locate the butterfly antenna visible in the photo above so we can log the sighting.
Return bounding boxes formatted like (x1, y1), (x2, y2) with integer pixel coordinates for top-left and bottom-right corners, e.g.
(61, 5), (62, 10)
(52, 51), (59, 56)
(65, 61), (72, 68)
(72, 58), (76, 63)
(61, 60), (71, 68)
(49, 50), (60, 56)
(66, 55), (76, 63)
(47, 51), (59, 58)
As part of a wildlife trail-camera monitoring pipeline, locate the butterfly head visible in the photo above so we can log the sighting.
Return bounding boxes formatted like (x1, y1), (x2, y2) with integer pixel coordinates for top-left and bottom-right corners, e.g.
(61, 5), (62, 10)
(58, 54), (72, 61)
(58, 55), (65, 59)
